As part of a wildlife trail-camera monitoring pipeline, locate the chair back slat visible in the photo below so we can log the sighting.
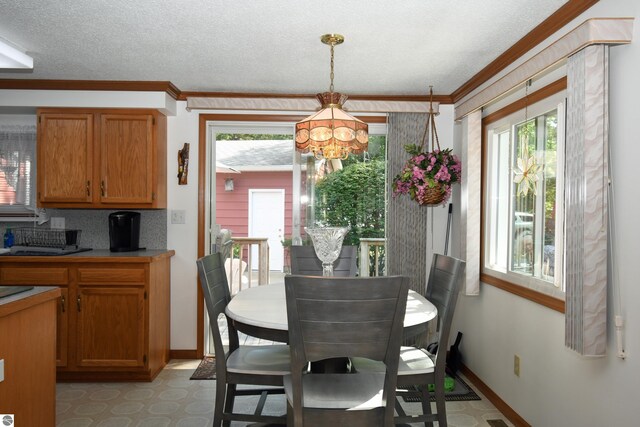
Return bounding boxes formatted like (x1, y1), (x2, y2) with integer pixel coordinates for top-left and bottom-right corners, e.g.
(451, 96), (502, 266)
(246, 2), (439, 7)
(196, 252), (235, 375)
(426, 254), (465, 370)
(290, 245), (358, 276)
(285, 275), (408, 366)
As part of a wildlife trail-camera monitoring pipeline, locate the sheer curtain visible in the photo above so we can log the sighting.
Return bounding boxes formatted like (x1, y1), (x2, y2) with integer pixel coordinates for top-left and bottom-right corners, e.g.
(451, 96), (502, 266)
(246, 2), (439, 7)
(386, 113), (429, 295)
(0, 124), (37, 213)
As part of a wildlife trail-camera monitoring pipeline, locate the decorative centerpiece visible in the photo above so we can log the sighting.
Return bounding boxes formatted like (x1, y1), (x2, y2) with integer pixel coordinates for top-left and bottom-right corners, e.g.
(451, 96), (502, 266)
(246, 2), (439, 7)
(392, 87), (462, 206)
(304, 226), (349, 276)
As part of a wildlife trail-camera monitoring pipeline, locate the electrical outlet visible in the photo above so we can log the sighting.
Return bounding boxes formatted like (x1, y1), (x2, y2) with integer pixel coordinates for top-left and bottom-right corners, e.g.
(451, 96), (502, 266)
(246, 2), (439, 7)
(0, 359), (4, 382)
(514, 354), (520, 377)
(50, 217), (65, 229)
(170, 210), (186, 224)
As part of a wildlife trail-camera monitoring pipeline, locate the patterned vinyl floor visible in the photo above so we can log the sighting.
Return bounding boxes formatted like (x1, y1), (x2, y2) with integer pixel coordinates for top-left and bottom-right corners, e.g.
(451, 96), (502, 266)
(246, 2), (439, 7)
(56, 359), (514, 426)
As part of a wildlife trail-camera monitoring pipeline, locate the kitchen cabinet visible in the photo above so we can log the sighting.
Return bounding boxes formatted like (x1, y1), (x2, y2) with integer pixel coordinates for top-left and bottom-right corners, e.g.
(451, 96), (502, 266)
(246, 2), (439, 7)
(37, 108), (167, 209)
(0, 266), (70, 367)
(0, 250), (173, 381)
(0, 287), (60, 427)
(37, 112), (94, 203)
(75, 266), (146, 369)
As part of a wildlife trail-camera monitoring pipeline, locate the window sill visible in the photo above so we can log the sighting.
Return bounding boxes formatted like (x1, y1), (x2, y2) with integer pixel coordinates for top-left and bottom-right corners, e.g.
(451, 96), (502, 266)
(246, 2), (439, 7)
(480, 272), (565, 313)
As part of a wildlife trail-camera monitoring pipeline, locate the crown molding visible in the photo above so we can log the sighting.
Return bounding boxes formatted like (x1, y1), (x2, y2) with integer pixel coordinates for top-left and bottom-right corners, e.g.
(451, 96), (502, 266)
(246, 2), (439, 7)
(450, 0), (599, 103)
(455, 17), (633, 120)
(0, 79), (181, 99)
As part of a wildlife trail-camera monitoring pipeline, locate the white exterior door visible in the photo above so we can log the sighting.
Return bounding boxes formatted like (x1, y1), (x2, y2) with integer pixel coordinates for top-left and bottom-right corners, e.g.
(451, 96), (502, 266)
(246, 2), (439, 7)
(249, 189), (285, 271)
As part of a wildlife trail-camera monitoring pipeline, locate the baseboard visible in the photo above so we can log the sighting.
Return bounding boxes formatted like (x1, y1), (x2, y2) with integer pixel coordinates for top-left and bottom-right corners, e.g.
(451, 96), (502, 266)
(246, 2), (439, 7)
(169, 349), (198, 359)
(460, 363), (531, 427)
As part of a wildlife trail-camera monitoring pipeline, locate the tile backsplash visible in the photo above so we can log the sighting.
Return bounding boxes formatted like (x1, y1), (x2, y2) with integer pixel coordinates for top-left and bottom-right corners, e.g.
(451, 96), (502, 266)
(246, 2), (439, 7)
(2, 209), (167, 250)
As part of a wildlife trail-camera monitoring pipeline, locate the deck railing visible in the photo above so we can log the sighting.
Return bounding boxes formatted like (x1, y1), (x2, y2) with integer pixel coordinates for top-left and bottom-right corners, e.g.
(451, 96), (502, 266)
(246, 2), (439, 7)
(358, 238), (386, 277)
(227, 237), (269, 294)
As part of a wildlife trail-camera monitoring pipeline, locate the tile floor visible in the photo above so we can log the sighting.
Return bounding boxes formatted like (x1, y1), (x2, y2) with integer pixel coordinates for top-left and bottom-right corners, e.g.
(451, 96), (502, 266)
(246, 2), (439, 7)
(57, 279), (513, 426)
(56, 359), (514, 426)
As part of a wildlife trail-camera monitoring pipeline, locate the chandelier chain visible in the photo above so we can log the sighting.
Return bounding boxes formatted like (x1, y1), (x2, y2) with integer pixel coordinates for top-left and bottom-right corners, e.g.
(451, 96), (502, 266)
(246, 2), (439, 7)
(329, 43), (335, 93)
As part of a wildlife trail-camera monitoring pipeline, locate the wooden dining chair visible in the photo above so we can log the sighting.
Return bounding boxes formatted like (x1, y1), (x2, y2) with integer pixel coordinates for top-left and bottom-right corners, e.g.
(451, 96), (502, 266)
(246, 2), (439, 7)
(196, 252), (290, 427)
(290, 245), (358, 276)
(284, 274), (409, 427)
(353, 253), (466, 427)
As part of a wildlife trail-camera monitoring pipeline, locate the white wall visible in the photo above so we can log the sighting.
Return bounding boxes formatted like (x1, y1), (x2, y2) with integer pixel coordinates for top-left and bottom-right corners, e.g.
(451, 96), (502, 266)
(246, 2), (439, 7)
(425, 105), (460, 261)
(166, 103), (201, 350)
(451, 0), (640, 425)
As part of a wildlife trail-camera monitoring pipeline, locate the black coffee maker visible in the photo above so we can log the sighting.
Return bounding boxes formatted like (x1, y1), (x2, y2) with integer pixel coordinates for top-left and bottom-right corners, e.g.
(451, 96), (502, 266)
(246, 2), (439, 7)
(109, 211), (141, 252)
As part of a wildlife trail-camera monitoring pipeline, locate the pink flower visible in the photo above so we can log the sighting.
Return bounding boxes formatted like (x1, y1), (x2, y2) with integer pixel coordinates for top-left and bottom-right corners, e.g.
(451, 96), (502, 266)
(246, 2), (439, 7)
(412, 166), (425, 181)
(434, 165), (451, 182)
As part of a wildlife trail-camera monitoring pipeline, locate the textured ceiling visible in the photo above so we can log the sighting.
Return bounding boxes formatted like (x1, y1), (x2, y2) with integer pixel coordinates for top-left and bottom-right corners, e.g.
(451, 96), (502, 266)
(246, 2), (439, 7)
(0, 0), (568, 96)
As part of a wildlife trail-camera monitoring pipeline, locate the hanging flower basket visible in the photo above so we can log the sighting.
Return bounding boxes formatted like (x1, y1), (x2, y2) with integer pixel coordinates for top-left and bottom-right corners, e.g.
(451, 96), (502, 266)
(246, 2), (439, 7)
(418, 185), (447, 206)
(392, 87), (462, 206)
(392, 145), (461, 206)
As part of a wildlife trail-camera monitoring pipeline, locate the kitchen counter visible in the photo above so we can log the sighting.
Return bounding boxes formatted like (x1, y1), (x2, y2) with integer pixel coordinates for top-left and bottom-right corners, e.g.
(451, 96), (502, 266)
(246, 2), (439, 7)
(0, 285), (60, 315)
(0, 286), (60, 426)
(0, 249), (175, 263)
(0, 251), (173, 382)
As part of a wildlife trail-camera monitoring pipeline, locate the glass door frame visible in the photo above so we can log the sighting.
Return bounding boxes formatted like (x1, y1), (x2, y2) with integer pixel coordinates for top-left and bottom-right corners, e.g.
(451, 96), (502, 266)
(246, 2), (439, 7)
(197, 112), (387, 357)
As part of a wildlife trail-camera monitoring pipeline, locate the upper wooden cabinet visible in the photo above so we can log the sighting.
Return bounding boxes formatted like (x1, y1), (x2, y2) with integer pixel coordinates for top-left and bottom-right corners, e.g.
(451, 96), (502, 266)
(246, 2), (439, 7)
(37, 112), (94, 204)
(37, 108), (167, 209)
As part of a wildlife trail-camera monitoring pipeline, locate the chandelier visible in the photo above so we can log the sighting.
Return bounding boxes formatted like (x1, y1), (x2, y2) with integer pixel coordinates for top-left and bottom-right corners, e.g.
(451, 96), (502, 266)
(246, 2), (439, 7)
(295, 34), (368, 160)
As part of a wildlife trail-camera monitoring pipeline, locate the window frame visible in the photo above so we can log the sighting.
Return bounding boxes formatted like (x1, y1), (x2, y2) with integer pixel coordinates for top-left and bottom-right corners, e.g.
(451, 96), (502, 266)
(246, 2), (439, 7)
(0, 122), (40, 221)
(481, 79), (566, 312)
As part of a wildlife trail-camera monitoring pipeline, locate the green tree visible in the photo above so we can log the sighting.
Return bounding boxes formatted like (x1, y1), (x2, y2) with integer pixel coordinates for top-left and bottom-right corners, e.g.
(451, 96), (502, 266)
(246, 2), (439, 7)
(314, 159), (386, 246)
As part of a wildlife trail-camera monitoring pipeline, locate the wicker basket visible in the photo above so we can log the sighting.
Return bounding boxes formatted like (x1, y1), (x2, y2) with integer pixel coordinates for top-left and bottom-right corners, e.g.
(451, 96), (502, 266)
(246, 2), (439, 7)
(418, 187), (445, 206)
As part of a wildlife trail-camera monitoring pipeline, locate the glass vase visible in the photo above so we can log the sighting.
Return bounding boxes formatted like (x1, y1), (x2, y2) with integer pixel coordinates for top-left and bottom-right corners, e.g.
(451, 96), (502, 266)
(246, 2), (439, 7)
(304, 226), (350, 276)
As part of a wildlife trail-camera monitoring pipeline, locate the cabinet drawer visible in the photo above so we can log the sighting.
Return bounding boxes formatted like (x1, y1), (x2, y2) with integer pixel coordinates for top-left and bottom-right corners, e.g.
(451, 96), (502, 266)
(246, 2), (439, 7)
(77, 268), (146, 284)
(0, 267), (69, 285)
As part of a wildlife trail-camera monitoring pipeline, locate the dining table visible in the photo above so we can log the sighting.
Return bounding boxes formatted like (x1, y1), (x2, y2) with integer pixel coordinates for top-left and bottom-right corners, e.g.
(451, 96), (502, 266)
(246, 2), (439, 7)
(225, 282), (437, 343)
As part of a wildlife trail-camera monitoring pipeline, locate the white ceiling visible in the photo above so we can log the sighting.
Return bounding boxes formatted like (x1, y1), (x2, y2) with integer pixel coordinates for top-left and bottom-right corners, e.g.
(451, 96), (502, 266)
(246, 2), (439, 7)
(0, 0), (568, 97)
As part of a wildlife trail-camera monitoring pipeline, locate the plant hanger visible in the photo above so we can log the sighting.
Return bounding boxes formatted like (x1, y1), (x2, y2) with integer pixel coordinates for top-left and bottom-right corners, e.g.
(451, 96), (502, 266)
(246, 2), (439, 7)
(418, 86), (441, 153)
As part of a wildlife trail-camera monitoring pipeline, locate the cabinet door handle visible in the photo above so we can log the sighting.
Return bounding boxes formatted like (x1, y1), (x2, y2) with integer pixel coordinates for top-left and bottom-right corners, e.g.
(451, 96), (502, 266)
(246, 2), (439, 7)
(86, 181), (91, 196)
(77, 296), (81, 312)
(100, 181), (105, 197)
(61, 296), (66, 313)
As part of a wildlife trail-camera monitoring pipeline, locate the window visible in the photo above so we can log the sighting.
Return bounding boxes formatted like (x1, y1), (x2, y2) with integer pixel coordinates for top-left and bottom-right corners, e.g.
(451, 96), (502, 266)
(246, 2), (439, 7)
(0, 123), (37, 219)
(483, 92), (565, 301)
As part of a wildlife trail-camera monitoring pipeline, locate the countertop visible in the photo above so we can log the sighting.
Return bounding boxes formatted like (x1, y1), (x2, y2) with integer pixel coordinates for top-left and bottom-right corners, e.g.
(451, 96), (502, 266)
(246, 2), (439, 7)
(0, 249), (175, 263)
(0, 286), (61, 316)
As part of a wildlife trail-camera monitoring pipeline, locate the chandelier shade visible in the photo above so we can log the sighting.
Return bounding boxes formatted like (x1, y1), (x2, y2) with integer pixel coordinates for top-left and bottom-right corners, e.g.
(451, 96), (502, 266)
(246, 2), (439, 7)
(295, 34), (368, 160)
(295, 92), (368, 160)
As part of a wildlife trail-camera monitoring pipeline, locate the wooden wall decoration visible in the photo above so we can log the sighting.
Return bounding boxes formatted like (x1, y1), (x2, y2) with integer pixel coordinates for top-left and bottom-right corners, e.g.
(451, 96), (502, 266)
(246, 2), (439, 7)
(177, 143), (189, 185)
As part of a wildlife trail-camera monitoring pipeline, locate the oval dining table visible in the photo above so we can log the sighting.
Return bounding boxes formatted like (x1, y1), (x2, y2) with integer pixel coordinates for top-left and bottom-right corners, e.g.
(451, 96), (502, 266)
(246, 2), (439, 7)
(225, 281), (437, 343)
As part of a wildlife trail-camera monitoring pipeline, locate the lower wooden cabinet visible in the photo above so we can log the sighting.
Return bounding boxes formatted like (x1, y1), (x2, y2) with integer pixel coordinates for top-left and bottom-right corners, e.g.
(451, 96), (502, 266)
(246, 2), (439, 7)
(0, 250), (173, 381)
(0, 287), (60, 427)
(76, 286), (146, 369)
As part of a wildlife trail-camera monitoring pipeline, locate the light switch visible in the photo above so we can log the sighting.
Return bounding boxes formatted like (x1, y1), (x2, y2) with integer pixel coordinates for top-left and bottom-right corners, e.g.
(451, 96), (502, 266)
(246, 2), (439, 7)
(171, 210), (186, 224)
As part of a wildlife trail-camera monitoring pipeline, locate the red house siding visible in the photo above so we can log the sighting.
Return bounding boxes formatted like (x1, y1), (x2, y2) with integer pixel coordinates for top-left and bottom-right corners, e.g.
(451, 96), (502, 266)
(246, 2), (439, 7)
(216, 171), (299, 239)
